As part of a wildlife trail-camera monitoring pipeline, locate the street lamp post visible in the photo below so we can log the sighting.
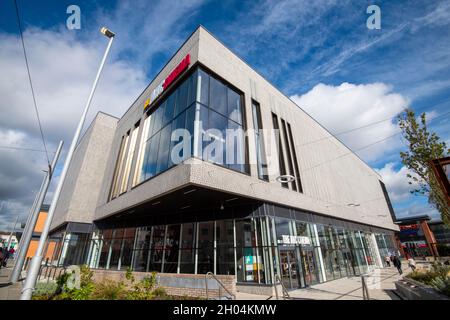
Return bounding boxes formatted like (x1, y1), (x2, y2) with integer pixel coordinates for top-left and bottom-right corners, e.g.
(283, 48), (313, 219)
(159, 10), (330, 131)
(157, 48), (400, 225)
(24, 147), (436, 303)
(9, 141), (64, 283)
(20, 27), (115, 300)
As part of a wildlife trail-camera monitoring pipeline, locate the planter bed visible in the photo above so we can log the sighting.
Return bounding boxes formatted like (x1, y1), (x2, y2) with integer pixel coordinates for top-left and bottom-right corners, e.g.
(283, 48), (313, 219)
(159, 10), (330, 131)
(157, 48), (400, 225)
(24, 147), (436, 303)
(395, 277), (450, 300)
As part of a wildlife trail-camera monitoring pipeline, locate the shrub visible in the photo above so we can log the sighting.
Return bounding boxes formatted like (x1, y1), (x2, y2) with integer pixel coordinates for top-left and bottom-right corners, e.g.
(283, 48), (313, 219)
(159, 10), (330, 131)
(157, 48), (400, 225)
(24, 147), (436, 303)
(152, 287), (168, 299)
(125, 272), (158, 300)
(430, 276), (450, 297)
(79, 265), (94, 287)
(91, 279), (126, 300)
(32, 282), (58, 300)
(407, 263), (450, 297)
(408, 271), (436, 285)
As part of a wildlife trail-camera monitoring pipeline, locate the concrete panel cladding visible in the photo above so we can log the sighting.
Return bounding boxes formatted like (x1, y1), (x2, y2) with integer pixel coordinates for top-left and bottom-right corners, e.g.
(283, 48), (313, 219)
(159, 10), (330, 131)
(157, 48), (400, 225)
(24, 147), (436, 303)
(50, 112), (118, 231)
(90, 26), (397, 231)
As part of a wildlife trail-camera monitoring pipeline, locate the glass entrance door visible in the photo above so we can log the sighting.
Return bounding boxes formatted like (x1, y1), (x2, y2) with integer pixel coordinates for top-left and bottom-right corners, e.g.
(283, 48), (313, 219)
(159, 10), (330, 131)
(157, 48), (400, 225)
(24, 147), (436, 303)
(341, 250), (356, 276)
(301, 248), (319, 286)
(278, 248), (300, 290)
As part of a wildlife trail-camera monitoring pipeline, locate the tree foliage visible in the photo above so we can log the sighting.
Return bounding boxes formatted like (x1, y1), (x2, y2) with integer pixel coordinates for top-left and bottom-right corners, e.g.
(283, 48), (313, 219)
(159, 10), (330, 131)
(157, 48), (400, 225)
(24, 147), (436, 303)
(398, 109), (450, 225)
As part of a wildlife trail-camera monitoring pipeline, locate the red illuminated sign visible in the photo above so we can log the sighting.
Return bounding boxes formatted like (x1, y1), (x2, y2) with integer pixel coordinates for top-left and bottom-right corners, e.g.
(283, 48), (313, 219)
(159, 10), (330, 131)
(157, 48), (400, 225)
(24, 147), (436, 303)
(163, 54), (190, 90)
(399, 224), (419, 231)
(144, 54), (191, 111)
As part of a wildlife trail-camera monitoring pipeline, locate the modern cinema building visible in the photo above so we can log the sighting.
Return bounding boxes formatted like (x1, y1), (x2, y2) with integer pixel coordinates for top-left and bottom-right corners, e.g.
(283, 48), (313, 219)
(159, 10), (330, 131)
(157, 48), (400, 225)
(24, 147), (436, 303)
(49, 26), (399, 291)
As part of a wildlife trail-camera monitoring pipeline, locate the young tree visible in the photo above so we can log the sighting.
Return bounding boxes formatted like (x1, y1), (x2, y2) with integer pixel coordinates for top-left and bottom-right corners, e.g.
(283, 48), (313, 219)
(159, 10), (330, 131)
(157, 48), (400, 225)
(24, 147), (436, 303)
(398, 109), (450, 225)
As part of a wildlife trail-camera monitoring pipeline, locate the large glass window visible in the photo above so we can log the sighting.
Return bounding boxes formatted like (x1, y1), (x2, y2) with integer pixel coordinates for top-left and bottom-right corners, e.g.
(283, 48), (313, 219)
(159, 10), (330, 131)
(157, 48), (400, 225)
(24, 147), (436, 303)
(109, 133), (129, 199)
(272, 113), (288, 188)
(287, 122), (303, 193)
(133, 115), (151, 186)
(120, 124), (139, 193)
(209, 76), (228, 116)
(196, 69), (247, 173)
(197, 221), (214, 274)
(163, 225), (180, 273)
(110, 67), (247, 198)
(179, 223), (196, 274)
(236, 219), (259, 282)
(132, 227), (151, 272)
(216, 220), (235, 275)
(252, 101), (268, 180)
(280, 119), (297, 191)
(148, 225), (165, 272)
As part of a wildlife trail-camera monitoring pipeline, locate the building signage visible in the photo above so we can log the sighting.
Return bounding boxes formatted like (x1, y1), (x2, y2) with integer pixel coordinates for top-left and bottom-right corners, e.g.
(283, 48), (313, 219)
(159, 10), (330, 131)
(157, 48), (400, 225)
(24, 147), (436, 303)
(399, 224), (420, 237)
(402, 240), (428, 248)
(278, 235), (311, 245)
(144, 54), (191, 111)
(399, 224), (419, 231)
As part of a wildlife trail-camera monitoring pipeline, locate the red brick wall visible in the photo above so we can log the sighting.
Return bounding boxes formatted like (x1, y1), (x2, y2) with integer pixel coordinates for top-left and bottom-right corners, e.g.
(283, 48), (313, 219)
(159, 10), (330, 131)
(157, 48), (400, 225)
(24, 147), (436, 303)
(36, 267), (236, 299)
(91, 269), (236, 299)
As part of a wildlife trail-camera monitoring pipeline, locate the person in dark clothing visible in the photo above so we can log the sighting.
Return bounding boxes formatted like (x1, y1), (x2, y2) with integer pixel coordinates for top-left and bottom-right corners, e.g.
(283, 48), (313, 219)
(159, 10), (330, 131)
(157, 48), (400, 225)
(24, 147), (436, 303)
(393, 255), (402, 275)
(2, 248), (9, 266)
(0, 247), (4, 269)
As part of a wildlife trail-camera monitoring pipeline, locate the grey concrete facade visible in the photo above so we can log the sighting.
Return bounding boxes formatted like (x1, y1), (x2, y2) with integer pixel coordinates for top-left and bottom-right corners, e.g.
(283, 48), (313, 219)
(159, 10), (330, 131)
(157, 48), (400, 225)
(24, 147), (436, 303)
(49, 26), (399, 237)
(88, 26), (398, 232)
(50, 112), (118, 231)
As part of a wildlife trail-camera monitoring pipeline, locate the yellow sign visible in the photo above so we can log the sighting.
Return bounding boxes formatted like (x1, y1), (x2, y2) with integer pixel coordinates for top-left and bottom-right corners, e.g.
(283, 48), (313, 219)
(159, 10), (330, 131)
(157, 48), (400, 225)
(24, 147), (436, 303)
(143, 98), (150, 110)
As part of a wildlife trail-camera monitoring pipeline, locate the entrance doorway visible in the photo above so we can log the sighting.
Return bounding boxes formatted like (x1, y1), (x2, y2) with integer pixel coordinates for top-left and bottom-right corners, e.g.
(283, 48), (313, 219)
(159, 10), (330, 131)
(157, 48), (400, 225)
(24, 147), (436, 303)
(301, 248), (319, 286)
(341, 250), (356, 276)
(278, 248), (300, 289)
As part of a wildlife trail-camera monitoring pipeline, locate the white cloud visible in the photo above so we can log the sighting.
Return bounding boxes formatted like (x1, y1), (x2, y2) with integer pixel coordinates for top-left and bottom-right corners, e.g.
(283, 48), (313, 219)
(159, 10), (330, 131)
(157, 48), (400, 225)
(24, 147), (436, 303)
(395, 201), (440, 221)
(0, 29), (147, 230)
(291, 82), (409, 162)
(375, 163), (418, 202)
(0, 0), (208, 230)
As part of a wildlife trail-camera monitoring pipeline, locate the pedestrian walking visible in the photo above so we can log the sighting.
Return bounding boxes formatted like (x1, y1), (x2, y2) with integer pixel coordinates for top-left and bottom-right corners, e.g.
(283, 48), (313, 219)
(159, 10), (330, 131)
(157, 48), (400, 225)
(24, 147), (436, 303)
(0, 247), (4, 269)
(2, 247), (10, 266)
(408, 257), (416, 272)
(385, 256), (391, 267)
(8, 247), (15, 260)
(393, 255), (402, 275)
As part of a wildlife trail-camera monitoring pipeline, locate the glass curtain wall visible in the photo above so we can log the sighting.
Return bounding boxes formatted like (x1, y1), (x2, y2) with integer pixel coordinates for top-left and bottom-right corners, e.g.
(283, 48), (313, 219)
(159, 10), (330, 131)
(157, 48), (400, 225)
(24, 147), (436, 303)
(90, 219), (392, 287)
(129, 67), (247, 189)
(295, 221), (322, 285)
(375, 233), (397, 266)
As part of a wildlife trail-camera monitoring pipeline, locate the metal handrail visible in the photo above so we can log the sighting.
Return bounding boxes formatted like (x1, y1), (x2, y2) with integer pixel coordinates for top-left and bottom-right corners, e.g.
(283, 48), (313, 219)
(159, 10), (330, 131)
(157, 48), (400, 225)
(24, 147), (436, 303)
(276, 274), (290, 299)
(205, 272), (236, 300)
(36, 262), (67, 282)
(267, 274), (290, 300)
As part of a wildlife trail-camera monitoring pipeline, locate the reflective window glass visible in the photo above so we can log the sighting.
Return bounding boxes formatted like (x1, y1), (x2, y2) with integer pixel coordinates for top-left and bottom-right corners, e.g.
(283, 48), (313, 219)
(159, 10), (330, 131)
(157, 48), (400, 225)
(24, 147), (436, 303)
(164, 93), (175, 127)
(175, 80), (188, 117)
(156, 124), (171, 174)
(209, 76), (227, 116)
(163, 225), (180, 273)
(145, 131), (160, 180)
(179, 223), (196, 273)
(198, 69), (209, 106)
(197, 221), (214, 274)
(227, 88), (242, 124)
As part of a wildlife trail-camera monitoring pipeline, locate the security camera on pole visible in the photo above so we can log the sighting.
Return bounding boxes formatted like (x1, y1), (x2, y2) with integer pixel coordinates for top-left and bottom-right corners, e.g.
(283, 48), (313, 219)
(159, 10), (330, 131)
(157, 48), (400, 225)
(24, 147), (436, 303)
(20, 27), (115, 300)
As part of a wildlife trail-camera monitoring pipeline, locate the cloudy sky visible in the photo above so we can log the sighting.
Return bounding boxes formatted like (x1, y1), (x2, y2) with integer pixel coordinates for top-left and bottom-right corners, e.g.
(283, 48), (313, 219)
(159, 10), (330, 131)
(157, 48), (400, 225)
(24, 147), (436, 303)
(0, 0), (449, 230)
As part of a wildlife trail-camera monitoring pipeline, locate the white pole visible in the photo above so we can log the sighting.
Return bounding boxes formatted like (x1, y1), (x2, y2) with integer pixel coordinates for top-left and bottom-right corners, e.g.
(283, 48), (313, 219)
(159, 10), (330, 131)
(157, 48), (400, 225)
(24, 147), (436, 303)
(9, 141), (63, 283)
(12, 182), (42, 261)
(20, 29), (115, 300)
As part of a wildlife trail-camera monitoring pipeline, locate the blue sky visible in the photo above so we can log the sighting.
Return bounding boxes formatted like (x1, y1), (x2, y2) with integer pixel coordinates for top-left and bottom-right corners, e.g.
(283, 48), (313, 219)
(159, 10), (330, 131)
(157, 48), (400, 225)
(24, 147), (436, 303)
(0, 0), (449, 229)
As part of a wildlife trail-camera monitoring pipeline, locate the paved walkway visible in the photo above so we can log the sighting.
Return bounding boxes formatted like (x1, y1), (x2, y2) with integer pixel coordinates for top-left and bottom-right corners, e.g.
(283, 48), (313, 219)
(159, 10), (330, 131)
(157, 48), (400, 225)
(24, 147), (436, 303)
(0, 264), (22, 300)
(237, 264), (413, 300)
